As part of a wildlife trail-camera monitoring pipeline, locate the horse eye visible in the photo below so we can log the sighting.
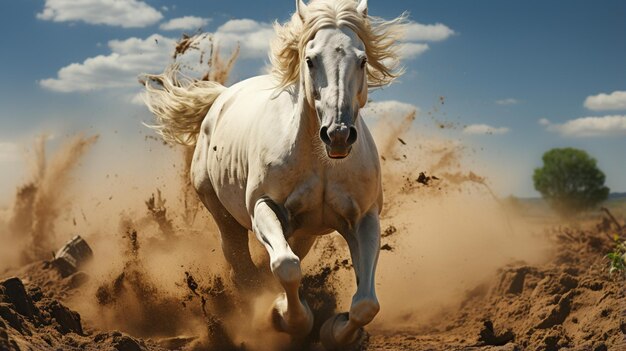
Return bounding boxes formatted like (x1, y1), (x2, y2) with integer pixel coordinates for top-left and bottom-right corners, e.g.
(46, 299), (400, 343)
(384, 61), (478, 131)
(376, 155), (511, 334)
(360, 58), (367, 69)
(306, 57), (314, 69)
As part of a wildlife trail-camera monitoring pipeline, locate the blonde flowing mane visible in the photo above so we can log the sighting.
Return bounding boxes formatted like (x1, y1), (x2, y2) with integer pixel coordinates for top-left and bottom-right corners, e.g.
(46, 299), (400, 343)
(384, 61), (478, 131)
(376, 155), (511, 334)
(271, 0), (407, 89)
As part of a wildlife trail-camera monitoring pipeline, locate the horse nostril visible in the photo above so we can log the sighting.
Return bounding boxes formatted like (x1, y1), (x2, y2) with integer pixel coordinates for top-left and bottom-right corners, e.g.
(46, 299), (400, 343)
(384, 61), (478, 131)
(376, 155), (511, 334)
(319, 126), (331, 146)
(347, 126), (358, 145)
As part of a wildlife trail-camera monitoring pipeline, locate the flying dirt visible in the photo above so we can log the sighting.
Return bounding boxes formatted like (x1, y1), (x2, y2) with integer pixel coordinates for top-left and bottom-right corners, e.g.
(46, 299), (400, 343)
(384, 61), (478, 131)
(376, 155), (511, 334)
(1, 31), (625, 351)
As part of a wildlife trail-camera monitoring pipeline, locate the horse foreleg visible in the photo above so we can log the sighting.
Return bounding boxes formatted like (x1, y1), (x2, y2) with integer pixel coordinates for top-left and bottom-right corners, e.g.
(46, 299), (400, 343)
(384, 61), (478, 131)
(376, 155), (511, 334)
(321, 211), (381, 350)
(252, 198), (314, 337)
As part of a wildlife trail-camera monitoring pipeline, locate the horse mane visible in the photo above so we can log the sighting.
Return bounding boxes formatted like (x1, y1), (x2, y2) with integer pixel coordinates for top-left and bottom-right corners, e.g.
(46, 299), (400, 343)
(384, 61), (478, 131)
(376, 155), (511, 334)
(270, 0), (407, 90)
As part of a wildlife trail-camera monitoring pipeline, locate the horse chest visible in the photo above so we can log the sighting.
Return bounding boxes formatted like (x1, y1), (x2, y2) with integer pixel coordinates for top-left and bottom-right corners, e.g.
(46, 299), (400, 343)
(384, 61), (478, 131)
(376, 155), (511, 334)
(282, 173), (368, 234)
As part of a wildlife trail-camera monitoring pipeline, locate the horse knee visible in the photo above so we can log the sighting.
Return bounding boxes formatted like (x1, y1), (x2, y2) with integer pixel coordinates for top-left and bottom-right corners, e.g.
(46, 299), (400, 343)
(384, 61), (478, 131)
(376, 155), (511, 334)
(271, 254), (302, 285)
(349, 298), (380, 326)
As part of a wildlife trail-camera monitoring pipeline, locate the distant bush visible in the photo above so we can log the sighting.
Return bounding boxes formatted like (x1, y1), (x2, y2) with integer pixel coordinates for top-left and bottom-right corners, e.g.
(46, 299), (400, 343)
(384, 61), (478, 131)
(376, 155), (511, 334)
(533, 148), (609, 217)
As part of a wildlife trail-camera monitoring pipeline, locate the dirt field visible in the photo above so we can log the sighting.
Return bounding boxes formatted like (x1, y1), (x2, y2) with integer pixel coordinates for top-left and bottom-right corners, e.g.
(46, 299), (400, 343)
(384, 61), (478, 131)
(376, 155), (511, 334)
(1, 207), (624, 351)
(1, 132), (624, 350)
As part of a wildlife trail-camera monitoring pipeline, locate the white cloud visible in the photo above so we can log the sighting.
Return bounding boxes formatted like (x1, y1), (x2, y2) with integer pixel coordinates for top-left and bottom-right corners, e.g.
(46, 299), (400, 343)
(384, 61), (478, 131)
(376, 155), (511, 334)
(40, 34), (175, 92)
(0, 142), (19, 162)
(463, 124), (510, 135)
(396, 21), (453, 62)
(495, 98), (519, 105)
(584, 91), (626, 111)
(40, 18), (276, 93)
(40, 15), (453, 94)
(399, 43), (429, 59)
(404, 22), (455, 42)
(541, 115), (626, 137)
(37, 0), (163, 28)
(160, 16), (210, 31)
(213, 19), (275, 59)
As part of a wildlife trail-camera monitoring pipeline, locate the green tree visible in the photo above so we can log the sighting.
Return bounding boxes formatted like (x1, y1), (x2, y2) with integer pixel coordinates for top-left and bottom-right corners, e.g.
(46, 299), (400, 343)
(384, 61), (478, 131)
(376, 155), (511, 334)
(533, 147), (610, 216)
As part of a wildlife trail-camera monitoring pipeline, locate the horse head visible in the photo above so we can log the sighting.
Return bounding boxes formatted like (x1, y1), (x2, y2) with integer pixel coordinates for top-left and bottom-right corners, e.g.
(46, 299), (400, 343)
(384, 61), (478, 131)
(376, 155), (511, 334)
(271, 0), (403, 159)
(298, 0), (369, 159)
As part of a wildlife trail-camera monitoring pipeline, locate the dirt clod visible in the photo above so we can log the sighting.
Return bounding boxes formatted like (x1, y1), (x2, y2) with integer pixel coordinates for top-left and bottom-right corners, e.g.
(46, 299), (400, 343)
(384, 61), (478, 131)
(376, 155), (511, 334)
(478, 320), (515, 346)
(416, 171), (440, 186)
(381, 225), (397, 238)
(46, 299), (83, 334)
(536, 290), (573, 329)
(380, 244), (394, 251)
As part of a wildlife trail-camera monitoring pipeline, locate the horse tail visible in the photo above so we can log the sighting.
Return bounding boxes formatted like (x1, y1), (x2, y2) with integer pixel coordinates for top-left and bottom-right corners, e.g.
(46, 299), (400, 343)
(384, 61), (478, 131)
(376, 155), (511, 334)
(142, 65), (226, 146)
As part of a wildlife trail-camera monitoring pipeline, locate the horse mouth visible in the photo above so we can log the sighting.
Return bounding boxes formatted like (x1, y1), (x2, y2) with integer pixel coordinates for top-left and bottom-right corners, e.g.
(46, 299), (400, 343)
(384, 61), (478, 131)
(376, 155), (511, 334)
(326, 145), (352, 159)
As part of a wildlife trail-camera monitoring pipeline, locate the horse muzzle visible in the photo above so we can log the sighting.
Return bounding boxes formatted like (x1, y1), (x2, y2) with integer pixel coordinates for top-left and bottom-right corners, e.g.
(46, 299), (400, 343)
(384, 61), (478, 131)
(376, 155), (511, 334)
(319, 124), (358, 159)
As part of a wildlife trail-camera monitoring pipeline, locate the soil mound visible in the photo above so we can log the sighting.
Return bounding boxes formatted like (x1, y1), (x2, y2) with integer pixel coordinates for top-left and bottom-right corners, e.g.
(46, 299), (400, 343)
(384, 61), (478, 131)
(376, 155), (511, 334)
(0, 274), (165, 351)
(367, 221), (626, 350)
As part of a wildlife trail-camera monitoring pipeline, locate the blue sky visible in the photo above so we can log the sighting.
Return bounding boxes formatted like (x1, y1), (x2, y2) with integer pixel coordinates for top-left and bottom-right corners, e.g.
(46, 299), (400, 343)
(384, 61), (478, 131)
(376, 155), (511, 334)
(0, 0), (625, 199)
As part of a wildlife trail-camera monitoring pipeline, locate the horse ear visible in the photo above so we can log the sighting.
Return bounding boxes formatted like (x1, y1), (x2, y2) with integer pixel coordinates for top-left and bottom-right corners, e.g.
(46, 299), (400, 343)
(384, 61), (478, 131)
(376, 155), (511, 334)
(356, 0), (368, 17)
(296, 0), (307, 21)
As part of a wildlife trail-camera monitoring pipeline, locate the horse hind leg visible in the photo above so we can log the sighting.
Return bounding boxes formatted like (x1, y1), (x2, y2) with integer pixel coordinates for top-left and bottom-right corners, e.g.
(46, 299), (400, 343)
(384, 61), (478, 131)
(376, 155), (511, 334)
(195, 186), (260, 289)
(192, 141), (259, 289)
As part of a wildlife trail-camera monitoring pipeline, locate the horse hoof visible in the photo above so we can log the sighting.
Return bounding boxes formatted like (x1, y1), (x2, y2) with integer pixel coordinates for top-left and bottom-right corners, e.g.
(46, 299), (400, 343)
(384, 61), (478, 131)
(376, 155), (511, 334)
(270, 293), (314, 337)
(320, 313), (364, 350)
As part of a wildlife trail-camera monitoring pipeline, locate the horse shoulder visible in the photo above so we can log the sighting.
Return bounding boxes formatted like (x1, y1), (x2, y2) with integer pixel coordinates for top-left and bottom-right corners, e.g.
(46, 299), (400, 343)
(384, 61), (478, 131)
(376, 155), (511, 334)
(244, 142), (313, 218)
(203, 76), (291, 223)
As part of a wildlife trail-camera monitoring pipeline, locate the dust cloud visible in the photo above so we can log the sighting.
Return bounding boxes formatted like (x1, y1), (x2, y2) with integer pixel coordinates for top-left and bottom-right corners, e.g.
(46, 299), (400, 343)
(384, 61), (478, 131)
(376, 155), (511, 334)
(0, 33), (554, 349)
(323, 103), (552, 332)
(0, 134), (98, 269)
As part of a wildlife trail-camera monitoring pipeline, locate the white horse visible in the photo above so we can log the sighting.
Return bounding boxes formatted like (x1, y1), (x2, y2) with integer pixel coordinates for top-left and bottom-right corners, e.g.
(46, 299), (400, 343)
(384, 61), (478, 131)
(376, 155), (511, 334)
(144, 0), (405, 348)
